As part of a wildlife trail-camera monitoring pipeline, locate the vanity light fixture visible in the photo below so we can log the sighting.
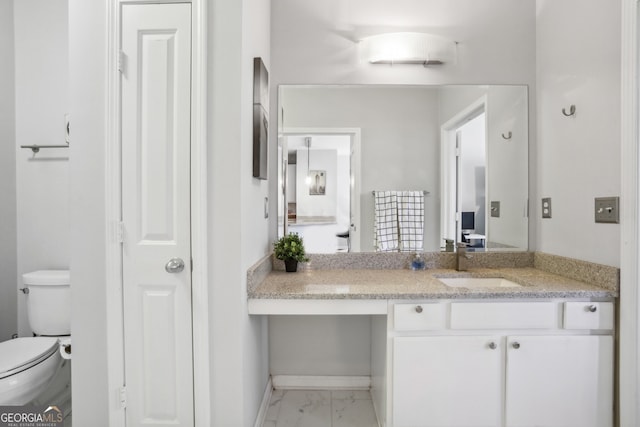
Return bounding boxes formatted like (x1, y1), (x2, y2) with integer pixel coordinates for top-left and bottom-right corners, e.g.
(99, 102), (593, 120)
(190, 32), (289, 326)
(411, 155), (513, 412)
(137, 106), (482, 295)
(360, 32), (457, 66)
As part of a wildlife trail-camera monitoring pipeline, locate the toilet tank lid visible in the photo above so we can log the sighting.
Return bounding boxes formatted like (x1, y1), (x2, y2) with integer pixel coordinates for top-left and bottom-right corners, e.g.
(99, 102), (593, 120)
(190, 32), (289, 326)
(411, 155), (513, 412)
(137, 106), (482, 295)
(22, 270), (70, 286)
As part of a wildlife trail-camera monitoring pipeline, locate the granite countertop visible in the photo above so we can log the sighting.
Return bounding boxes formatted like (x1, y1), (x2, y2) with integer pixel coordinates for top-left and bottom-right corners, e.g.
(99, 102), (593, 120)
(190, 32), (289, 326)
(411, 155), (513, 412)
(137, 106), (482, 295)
(248, 267), (617, 300)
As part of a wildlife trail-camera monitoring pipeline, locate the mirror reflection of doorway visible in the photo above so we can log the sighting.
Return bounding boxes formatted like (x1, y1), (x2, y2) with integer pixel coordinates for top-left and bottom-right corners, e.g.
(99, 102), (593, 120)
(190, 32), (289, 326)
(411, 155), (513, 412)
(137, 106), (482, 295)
(456, 112), (487, 248)
(278, 131), (361, 253)
(441, 97), (488, 249)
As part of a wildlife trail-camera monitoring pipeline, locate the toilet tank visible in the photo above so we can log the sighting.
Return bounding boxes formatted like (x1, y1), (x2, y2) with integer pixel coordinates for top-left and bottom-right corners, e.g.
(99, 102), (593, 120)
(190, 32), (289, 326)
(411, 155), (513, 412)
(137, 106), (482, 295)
(22, 270), (71, 336)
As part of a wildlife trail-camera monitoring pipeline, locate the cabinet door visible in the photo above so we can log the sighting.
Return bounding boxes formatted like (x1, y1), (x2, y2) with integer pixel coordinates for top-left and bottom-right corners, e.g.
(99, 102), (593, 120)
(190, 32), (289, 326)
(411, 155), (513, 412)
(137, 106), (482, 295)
(505, 335), (613, 427)
(393, 336), (503, 427)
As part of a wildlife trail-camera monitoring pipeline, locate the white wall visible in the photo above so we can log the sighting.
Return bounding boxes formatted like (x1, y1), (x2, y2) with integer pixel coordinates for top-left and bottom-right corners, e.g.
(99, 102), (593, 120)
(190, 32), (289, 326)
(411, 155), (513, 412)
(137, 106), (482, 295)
(69, 0), (109, 423)
(0, 0), (17, 341)
(14, 0), (70, 337)
(270, 0), (536, 87)
(270, 0), (536, 380)
(269, 316), (371, 376)
(535, 0), (621, 267)
(216, 0), (272, 424)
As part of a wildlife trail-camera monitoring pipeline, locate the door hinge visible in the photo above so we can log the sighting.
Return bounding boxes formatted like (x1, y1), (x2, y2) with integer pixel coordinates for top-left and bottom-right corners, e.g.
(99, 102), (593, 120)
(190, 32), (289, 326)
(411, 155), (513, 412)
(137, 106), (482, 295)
(116, 221), (125, 244)
(118, 50), (125, 73)
(190, 257), (194, 272)
(119, 386), (127, 409)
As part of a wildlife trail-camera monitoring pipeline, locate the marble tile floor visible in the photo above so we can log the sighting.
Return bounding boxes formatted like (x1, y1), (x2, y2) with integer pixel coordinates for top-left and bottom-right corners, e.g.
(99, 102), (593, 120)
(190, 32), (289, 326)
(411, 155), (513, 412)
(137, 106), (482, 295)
(263, 389), (379, 427)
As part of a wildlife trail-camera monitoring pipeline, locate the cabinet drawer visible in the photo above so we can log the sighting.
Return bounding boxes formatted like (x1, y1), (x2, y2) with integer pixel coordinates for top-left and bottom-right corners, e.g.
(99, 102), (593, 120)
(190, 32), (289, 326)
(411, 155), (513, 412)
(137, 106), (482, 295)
(450, 302), (559, 329)
(564, 302), (614, 330)
(394, 303), (447, 330)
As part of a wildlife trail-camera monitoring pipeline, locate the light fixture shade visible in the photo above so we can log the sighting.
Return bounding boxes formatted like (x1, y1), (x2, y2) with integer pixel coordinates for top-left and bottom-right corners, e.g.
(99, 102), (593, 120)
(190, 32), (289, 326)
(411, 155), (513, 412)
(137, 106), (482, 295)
(360, 32), (456, 65)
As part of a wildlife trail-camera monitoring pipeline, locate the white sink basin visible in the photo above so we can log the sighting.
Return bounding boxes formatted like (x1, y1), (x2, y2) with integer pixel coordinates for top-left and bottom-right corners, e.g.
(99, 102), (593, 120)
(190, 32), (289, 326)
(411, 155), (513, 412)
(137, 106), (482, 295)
(438, 277), (522, 288)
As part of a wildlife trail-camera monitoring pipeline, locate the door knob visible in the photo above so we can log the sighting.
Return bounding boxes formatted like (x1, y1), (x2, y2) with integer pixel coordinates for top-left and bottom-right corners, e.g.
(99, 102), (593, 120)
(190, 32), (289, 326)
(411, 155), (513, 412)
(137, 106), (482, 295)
(512, 342), (521, 349)
(488, 342), (497, 350)
(165, 258), (185, 273)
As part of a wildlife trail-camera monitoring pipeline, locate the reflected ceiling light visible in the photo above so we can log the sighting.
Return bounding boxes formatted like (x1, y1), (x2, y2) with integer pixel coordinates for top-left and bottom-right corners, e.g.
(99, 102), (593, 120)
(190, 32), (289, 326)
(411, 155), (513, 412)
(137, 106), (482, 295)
(360, 32), (457, 66)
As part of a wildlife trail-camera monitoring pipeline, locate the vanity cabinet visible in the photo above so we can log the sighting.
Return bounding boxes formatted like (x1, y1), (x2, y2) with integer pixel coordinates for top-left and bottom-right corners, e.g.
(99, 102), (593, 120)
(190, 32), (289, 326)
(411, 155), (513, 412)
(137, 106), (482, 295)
(504, 335), (613, 427)
(389, 301), (614, 427)
(393, 335), (503, 426)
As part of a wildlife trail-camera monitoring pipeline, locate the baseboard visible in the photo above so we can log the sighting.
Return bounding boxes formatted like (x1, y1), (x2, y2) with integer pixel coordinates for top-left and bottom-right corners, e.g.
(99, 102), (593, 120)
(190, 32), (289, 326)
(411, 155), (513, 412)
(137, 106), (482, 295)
(271, 375), (371, 390)
(253, 377), (273, 427)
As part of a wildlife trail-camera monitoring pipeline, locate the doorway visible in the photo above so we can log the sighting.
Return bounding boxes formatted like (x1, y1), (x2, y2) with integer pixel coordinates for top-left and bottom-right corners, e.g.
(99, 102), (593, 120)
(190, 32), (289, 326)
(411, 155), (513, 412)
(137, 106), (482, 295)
(456, 112), (487, 247)
(441, 97), (488, 248)
(279, 128), (361, 253)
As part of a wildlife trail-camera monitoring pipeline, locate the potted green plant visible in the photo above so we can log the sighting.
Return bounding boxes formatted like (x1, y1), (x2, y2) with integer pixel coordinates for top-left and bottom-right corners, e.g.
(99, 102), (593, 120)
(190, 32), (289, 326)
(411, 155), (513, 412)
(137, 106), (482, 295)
(274, 233), (309, 272)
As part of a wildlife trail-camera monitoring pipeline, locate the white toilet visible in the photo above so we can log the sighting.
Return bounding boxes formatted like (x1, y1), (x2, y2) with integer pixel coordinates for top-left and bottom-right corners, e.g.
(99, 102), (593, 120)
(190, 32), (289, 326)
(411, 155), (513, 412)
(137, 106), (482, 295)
(0, 270), (71, 405)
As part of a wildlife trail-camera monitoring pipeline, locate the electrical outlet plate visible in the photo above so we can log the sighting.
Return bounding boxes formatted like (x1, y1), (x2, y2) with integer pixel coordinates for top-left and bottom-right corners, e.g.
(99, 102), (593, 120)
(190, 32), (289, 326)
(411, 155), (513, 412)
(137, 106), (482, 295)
(542, 197), (552, 219)
(595, 197), (619, 224)
(490, 201), (500, 218)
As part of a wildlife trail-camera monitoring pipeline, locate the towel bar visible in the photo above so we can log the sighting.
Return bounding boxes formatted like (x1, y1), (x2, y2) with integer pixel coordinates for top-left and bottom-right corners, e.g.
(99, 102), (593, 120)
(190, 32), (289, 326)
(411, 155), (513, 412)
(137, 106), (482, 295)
(21, 145), (69, 154)
(372, 190), (429, 195)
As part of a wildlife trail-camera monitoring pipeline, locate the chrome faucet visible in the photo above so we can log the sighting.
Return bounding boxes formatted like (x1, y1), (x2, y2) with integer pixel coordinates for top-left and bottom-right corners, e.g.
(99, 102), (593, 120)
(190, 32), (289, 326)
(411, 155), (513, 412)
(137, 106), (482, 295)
(456, 242), (472, 271)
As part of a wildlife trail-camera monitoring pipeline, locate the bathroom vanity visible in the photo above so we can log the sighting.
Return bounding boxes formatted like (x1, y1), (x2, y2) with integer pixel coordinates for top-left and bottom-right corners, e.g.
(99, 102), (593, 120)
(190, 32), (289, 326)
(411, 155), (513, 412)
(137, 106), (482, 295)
(388, 299), (613, 427)
(248, 254), (617, 427)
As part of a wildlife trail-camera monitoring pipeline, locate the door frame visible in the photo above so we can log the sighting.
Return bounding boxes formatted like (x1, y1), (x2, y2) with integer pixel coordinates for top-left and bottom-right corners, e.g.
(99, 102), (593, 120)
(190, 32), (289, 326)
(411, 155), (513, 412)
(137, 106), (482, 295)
(280, 127), (362, 252)
(440, 96), (488, 246)
(105, 1), (209, 426)
(620, 0), (639, 425)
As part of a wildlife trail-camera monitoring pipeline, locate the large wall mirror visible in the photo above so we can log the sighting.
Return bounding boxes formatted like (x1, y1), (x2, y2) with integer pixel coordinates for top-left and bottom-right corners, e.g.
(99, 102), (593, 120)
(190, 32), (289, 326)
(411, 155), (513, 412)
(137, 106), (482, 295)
(277, 85), (528, 253)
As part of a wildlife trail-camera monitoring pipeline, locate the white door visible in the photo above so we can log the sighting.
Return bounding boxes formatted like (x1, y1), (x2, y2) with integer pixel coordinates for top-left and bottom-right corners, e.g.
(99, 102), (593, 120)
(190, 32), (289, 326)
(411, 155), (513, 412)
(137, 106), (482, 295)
(505, 335), (614, 427)
(393, 336), (503, 427)
(121, 4), (193, 427)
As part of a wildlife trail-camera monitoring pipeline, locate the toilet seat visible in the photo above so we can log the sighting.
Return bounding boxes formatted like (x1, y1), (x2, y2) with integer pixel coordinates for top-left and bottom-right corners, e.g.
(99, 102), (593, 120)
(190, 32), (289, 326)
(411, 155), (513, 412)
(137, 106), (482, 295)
(0, 337), (58, 379)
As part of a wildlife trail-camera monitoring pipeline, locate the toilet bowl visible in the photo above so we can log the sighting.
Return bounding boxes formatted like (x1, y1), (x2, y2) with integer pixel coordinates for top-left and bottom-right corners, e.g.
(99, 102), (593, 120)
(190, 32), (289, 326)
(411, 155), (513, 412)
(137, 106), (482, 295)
(0, 270), (70, 405)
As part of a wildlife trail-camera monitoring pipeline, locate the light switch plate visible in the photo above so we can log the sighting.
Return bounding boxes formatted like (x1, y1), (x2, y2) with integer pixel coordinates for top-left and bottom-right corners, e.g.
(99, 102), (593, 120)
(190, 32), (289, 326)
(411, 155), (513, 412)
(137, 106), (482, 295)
(595, 197), (619, 224)
(542, 197), (552, 219)
(490, 201), (500, 218)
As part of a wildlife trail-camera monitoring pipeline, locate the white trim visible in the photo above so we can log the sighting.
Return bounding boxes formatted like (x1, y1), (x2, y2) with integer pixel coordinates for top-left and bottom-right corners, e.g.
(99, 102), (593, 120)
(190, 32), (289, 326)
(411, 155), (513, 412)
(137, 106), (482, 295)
(620, 0), (639, 425)
(271, 375), (371, 390)
(280, 127), (362, 251)
(253, 377), (274, 427)
(248, 298), (388, 315)
(105, 2), (209, 426)
(189, 1), (210, 426)
(105, 2), (125, 426)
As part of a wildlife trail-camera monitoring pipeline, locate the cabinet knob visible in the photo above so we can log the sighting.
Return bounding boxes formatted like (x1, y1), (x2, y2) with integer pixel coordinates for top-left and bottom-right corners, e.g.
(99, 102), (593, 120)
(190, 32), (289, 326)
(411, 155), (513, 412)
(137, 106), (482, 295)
(512, 342), (521, 349)
(488, 342), (497, 350)
(587, 305), (598, 313)
(415, 305), (423, 313)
